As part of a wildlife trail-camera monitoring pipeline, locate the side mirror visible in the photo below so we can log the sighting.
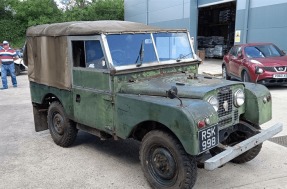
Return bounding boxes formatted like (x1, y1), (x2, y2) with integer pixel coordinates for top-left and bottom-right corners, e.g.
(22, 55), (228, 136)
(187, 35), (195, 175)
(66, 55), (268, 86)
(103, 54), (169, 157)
(237, 52), (243, 59)
(166, 86), (178, 99)
(166, 86), (183, 106)
(281, 50), (286, 55)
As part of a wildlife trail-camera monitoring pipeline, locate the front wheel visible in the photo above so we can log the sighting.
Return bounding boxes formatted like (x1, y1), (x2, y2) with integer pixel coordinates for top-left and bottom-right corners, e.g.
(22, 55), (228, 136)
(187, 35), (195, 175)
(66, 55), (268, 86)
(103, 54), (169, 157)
(222, 65), (231, 80)
(47, 101), (78, 147)
(223, 122), (262, 164)
(140, 130), (197, 189)
(242, 71), (250, 82)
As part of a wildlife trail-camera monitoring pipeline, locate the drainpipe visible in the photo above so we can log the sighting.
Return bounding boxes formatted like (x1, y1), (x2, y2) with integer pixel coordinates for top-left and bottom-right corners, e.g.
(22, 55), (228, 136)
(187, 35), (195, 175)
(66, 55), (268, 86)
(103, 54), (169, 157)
(147, 0), (149, 25)
(243, 0), (250, 43)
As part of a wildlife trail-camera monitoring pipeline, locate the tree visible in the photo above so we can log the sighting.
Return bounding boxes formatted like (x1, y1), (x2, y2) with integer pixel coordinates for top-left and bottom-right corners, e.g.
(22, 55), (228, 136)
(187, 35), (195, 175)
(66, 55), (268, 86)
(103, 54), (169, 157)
(0, 0), (124, 47)
(12, 0), (63, 27)
(62, 0), (124, 21)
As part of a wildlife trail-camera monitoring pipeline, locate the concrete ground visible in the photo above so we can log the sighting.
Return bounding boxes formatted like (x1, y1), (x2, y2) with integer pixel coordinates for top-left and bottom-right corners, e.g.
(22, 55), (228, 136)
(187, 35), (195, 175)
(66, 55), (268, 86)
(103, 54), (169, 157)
(0, 61), (287, 189)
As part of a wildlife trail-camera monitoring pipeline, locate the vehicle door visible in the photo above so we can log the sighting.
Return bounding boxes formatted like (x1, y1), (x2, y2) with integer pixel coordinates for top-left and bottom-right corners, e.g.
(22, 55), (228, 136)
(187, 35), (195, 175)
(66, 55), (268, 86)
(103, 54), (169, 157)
(229, 46), (243, 77)
(68, 36), (114, 133)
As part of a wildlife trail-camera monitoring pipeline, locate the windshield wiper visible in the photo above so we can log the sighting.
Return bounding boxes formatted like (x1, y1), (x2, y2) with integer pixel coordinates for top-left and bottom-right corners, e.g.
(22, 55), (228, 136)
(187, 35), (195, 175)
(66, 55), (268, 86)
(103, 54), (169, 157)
(135, 40), (145, 67)
(176, 52), (192, 62)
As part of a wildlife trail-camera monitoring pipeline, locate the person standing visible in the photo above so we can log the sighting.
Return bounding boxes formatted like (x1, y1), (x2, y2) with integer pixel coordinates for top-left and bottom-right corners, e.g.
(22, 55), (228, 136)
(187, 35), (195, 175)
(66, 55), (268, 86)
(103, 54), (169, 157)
(0, 41), (18, 90)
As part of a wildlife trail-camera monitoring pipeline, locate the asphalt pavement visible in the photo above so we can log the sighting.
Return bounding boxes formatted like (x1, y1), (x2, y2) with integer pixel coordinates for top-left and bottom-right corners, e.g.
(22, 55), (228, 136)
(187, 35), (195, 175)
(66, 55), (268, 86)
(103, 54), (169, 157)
(0, 61), (287, 189)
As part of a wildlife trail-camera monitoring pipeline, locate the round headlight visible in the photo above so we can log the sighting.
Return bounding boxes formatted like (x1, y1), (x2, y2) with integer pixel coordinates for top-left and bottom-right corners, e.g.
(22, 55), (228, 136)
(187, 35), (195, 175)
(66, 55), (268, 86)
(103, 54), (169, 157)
(234, 89), (245, 107)
(207, 96), (219, 111)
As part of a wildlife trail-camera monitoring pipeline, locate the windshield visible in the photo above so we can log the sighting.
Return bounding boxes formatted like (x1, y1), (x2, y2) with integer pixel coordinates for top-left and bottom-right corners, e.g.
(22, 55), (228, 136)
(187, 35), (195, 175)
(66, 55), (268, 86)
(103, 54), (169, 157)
(244, 44), (283, 58)
(153, 33), (193, 61)
(106, 32), (193, 67)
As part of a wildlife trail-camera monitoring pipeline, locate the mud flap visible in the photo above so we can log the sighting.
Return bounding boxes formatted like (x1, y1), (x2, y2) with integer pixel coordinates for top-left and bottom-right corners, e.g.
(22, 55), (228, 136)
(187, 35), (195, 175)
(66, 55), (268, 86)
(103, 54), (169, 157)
(33, 105), (48, 132)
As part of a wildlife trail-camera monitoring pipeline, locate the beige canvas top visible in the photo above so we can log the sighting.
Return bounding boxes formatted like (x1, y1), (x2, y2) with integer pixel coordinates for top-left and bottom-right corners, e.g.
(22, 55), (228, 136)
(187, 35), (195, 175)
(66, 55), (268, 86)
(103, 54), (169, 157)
(26, 21), (188, 90)
(26, 20), (187, 37)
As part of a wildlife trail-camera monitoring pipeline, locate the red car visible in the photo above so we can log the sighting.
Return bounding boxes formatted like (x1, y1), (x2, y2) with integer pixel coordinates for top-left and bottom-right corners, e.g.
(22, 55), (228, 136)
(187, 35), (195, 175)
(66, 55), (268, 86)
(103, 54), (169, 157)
(222, 43), (287, 85)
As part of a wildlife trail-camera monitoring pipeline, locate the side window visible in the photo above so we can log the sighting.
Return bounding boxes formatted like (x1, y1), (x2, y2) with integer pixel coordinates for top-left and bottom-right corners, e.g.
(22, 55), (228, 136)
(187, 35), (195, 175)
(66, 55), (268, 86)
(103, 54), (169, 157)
(72, 41), (85, 67)
(72, 40), (106, 69)
(236, 47), (242, 57)
(229, 47), (236, 56)
(230, 46), (241, 57)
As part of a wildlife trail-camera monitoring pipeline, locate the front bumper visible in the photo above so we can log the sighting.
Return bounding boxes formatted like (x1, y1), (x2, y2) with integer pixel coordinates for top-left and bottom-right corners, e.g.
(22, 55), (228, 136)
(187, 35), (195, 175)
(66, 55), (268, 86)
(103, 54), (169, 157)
(258, 78), (287, 85)
(204, 122), (283, 170)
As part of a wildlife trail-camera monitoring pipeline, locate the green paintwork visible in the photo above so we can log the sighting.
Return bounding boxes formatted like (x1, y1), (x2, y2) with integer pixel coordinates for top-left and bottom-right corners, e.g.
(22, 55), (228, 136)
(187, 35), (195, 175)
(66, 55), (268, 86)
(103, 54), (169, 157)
(115, 94), (218, 155)
(31, 61), (273, 152)
(243, 83), (272, 125)
(72, 69), (113, 133)
(73, 69), (110, 91)
(30, 62), (273, 156)
(30, 82), (73, 116)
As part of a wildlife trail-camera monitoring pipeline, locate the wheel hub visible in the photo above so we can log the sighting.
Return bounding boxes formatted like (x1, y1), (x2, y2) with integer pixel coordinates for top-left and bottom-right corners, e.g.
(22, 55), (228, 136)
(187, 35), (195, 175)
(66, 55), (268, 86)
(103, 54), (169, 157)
(53, 113), (64, 135)
(151, 147), (176, 180)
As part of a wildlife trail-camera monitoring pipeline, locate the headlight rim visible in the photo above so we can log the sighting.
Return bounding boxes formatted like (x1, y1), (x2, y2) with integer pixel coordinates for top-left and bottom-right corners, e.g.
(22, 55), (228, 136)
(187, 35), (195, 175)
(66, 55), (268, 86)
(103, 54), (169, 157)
(207, 95), (219, 112)
(234, 89), (245, 107)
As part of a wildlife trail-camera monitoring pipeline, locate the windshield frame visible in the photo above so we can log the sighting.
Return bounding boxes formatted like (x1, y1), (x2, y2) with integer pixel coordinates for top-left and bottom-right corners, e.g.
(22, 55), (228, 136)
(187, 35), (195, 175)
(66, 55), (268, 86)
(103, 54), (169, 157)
(103, 31), (197, 71)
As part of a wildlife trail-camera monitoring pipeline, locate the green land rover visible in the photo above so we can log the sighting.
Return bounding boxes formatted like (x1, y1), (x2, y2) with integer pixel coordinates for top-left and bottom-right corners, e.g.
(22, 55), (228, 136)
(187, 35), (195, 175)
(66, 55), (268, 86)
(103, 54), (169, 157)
(26, 21), (282, 189)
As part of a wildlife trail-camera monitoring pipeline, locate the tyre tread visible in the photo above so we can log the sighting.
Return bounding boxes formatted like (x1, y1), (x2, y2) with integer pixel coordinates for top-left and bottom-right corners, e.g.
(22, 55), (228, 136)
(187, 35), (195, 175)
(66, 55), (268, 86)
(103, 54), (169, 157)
(140, 130), (197, 189)
(47, 101), (78, 147)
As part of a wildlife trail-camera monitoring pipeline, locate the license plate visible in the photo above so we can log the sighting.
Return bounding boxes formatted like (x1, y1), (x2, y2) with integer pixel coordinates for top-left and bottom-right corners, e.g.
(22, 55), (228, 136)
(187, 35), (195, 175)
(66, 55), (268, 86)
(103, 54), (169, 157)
(273, 74), (287, 78)
(198, 125), (219, 152)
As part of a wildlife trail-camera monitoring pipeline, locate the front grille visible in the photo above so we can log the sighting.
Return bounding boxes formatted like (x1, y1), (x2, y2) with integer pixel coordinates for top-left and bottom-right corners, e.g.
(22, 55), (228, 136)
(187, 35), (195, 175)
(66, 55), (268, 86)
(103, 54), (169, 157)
(218, 117), (232, 126)
(217, 87), (233, 117)
(263, 67), (276, 72)
(263, 66), (287, 72)
(234, 110), (239, 120)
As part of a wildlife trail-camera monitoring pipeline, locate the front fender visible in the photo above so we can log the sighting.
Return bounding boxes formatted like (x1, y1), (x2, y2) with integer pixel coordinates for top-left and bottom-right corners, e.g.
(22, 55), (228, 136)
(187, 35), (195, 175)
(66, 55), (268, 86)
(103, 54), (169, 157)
(243, 83), (272, 125)
(115, 94), (218, 155)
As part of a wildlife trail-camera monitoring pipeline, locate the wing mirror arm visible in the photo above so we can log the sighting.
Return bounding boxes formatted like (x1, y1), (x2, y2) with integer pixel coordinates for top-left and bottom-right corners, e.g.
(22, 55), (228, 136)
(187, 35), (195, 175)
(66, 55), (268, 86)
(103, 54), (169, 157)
(166, 86), (183, 107)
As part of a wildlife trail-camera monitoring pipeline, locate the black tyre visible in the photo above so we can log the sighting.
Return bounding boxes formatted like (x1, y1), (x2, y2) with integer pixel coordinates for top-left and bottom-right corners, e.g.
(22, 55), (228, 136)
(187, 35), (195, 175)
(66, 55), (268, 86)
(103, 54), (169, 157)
(242, 71), (250, 82)
(223, 122), (262, 164)
(140, 130), (197, 189)
(47, 101), (78, 147)
(222, 65), (231, 80)
(15, 65), (21, 76)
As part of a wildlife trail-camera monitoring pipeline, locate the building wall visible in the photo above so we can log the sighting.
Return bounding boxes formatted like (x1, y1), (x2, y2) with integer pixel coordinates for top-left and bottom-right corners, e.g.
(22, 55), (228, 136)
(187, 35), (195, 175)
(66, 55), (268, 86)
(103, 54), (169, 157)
(236, 0), (287, 51)
(125, 0), (287, 51)
(125, 0), (191, 28)
(124, 0), (198, 47)
(124, 0), (147, 23)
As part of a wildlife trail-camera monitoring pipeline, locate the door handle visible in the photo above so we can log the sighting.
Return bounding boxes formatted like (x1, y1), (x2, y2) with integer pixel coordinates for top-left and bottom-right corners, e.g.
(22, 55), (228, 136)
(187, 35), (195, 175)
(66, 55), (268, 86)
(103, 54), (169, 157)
(76, 94), (81, 103)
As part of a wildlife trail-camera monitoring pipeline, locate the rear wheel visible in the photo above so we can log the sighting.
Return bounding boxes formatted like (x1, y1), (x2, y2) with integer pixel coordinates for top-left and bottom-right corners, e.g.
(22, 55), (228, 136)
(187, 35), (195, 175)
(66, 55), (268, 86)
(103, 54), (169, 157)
(140, 130), (197, 189)
(47, 101), (78, 147)
(222, 65), (231, 80)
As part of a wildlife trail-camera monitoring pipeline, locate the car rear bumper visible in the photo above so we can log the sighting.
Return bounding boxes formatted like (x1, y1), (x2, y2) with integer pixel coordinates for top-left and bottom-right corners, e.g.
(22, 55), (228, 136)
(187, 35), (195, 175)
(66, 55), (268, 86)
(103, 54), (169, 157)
(204, 122), (283, 170)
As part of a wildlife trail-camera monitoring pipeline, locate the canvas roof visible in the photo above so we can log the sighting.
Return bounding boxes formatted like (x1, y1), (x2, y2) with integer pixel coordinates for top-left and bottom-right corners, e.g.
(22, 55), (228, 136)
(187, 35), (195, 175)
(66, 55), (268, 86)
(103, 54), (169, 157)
(26, 20), (187, 37)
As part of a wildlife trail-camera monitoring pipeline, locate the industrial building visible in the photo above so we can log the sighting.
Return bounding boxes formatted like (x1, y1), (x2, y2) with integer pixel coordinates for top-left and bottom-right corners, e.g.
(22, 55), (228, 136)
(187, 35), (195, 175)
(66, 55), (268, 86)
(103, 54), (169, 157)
(125, 0), (287, 57)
